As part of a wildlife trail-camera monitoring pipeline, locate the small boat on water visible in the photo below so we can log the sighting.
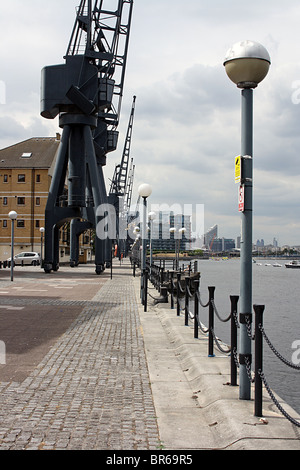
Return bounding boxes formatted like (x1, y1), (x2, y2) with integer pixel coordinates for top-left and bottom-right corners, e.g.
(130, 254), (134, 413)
(273, 263), (282, 267)
(285, 260), (300, 269)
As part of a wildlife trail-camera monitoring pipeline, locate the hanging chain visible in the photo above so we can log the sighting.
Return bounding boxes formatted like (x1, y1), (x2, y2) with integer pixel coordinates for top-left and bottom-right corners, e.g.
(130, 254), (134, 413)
(211, 299), (231, 323)
(245, 315), (255, 340)
(259, 370), (300, 427)
(259, 324), (300, 371)
(244, 355), (254, 383)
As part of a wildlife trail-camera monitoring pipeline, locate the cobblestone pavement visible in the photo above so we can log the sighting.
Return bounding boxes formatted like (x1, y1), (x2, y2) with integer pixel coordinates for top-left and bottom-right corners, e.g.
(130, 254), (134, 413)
(0, 262), (160, 450)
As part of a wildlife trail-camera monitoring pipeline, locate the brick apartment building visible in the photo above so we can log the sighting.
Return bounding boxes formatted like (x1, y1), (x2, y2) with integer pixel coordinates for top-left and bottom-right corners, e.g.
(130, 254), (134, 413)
(0, 136), (62, 260)
(0, 135), (94, 264)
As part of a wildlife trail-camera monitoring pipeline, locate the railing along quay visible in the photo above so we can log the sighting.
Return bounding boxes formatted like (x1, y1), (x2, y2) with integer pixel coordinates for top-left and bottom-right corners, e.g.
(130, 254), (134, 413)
(132, 258), (300, 427)
(0, 260), (41, 268)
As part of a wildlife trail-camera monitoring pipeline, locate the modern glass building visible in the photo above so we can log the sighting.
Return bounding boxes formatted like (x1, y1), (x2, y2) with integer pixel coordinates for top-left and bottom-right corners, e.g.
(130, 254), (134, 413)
(150, 212), (191, 252)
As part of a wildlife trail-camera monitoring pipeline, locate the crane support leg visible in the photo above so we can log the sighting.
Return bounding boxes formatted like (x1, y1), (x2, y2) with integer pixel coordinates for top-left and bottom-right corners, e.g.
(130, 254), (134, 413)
(84, 125), (107, 274)
(44, 123), (108, 274)
(44, 126), (71, 273)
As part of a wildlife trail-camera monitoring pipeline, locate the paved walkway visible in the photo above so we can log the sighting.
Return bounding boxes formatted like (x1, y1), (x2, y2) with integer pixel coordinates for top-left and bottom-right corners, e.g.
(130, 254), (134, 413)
(0, 262), (159, 450)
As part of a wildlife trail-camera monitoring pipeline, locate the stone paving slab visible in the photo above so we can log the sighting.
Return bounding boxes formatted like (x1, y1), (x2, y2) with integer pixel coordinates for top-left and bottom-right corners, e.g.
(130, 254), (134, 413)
(0, 303), (83, 382)
(0, 263), (160, 450)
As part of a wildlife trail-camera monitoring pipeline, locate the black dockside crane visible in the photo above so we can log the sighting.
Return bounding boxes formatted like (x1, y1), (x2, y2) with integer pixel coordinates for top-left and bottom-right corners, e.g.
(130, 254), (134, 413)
(40, 0), (134, 274)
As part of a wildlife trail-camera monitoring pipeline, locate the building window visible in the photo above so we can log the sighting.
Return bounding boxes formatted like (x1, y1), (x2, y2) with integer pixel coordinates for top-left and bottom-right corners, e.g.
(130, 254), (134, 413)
(3, 174), (8, 183)
(17, 197), (25, 205)
(35, 220), (40, 228)
(36, 174), (41, 183)
(3, 197), (8, 206)
(18, 174), (26, 183)
(36, 197), (40, 206)
(17, 220), (25, 228)
(3, 220), (7, 228)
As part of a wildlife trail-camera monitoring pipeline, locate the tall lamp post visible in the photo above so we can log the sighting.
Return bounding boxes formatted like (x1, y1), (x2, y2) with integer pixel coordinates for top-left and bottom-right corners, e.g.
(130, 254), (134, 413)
(138, 183), (152, 304)
(169, 227), (186, 269)
(224, 40), (270, 400)
(40, 227), (45, 269)
(169, 227), (177, 268)
(148, 211), (156, 269)
(178, 227), (186, 266)
(8, 211), (18, 282)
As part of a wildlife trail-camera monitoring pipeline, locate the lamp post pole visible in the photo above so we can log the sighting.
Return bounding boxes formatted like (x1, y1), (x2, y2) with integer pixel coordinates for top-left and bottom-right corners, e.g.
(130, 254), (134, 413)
(169, 227), (177, 269)
(9, 211), (18, 282)
(178, 227), (186, 270)
(240, 86), (254, 400)
(138, 184), (152, 305)
(10, 219), (15, 282)
(148, 212), (156, 270)
(40, 227), (45, 269)
(224, 40), (270, 400)
(142, 196), (147, 272)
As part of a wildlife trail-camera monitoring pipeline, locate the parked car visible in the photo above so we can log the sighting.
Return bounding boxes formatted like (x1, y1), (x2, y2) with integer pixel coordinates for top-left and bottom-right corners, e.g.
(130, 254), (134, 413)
(7, 252), (41, 266)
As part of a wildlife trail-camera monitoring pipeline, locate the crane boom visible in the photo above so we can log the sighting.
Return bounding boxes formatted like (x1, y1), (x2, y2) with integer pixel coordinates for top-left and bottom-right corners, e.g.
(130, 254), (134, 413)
(66, 0), (133, 129)
(125, 158), (135, 211)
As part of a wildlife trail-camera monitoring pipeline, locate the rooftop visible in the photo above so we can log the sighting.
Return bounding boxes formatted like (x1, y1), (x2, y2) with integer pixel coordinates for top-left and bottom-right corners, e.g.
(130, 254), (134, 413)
(0, 136), (60, 169)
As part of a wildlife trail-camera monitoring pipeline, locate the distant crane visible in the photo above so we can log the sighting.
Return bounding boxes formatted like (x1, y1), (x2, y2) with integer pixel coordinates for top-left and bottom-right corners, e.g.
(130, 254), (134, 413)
(40, 0), (134, 274)
(110, 96), (136, 201)
(109, 95), (136, 258)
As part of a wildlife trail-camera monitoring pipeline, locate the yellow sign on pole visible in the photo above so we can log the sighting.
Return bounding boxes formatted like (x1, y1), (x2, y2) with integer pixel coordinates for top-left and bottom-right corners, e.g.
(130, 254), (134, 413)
(235, 156), (241, 184)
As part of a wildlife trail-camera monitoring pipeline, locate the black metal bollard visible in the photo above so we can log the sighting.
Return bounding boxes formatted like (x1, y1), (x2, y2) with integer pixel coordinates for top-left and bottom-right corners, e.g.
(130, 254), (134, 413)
(254, 304), (265, 417)
(185, 277), (190, 326)
(144, 269), (148, 312)
(230, 295), (239, 386)
(159, 268), (164, 292)
(194, 280), (200, 339)
(177, 272), (181, 316)
(160, 286), (168, 303)
(170, 272), (174, 310)
(156, 266), (160, 290)
(208, 286), (216, 357)
(141, 268), (145, 305)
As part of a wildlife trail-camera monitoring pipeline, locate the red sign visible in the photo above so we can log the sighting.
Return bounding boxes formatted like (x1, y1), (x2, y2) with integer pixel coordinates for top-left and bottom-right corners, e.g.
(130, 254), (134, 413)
(238, 185), (245, 212)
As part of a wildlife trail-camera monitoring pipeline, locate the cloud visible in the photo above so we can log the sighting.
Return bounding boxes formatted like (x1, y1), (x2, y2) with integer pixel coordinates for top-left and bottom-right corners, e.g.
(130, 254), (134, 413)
(0, 0), (299, 246)
(130, 56), (300, 244)
(0, 117), (29, 144)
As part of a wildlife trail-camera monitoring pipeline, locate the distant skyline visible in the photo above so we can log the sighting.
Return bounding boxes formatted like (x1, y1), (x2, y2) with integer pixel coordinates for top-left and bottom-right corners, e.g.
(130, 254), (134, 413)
(202, 224), (296, 248)
(0, 1), (299, 245)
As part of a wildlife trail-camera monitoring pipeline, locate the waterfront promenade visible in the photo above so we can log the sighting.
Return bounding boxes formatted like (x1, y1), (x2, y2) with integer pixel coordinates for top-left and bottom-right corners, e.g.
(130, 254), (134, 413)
(0, 260), (299, 450)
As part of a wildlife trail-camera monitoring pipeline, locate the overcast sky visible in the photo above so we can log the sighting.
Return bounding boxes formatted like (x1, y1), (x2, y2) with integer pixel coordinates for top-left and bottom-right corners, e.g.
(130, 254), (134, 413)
(0, 0), (300, 246)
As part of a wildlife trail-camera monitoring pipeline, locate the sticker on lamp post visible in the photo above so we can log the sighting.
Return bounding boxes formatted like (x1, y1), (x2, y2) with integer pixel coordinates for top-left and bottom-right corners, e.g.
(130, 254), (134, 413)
(235, 156), (241, 184)
(238, 184), (245, 212)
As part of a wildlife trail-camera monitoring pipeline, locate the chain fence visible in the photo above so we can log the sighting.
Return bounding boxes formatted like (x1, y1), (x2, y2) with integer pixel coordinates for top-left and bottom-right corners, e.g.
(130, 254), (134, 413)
(136, 259), (300, 427)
